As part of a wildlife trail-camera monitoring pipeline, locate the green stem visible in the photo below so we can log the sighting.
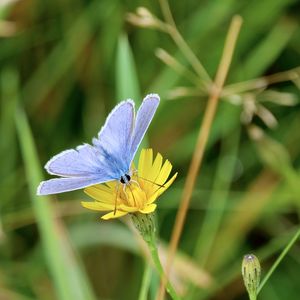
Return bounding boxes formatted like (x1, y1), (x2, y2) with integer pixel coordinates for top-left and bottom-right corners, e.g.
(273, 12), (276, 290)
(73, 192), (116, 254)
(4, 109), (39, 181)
(138, 263), (152, 300)
(249, 294), (257, 300)
(257, 226), (300, 294)
(147, 235), (181, 300)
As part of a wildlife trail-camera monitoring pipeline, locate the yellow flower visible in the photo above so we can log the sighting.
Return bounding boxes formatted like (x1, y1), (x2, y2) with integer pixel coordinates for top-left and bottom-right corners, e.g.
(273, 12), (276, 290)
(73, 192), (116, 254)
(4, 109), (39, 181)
(81, 148), (177, 220)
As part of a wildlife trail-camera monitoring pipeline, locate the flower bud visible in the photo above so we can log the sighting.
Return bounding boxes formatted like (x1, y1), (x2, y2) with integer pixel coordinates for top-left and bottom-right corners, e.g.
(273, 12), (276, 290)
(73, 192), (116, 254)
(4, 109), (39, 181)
(131, 212), (156, 243)
(242, 254), (261, 300)
(127, 7), (160, 29)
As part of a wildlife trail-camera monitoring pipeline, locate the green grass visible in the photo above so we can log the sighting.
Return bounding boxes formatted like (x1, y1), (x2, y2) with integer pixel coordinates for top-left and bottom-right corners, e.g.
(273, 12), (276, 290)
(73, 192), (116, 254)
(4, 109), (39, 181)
(1, 0), (300, 299)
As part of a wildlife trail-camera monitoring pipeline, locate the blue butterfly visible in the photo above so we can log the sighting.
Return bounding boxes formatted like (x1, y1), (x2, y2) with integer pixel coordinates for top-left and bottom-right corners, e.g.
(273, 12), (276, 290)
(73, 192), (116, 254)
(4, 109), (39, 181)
(37, 94), (160, 195)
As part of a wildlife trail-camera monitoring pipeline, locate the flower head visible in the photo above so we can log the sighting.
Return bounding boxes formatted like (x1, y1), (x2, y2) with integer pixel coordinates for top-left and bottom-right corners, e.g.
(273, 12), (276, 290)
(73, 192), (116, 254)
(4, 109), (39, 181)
(81, 149), (177, 220)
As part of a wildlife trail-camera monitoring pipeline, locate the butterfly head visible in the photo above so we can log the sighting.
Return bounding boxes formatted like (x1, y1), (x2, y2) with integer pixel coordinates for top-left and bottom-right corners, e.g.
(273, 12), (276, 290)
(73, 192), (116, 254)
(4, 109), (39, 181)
(120, 174), (131, 185)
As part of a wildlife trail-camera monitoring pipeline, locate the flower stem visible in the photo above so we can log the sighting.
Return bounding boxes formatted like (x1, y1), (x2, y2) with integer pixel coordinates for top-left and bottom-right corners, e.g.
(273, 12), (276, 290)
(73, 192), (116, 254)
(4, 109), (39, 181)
(147, 235), (180, 300)
(131, 213), (180, 299)
(257, 226), (300, 294)
(138, 263), (152, 300)
(249, 294), (257, 300)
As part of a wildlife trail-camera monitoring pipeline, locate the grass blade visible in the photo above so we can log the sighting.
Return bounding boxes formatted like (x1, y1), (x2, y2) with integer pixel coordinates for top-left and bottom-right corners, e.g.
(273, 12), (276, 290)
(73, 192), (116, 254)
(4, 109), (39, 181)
(14, 68), (96, 300)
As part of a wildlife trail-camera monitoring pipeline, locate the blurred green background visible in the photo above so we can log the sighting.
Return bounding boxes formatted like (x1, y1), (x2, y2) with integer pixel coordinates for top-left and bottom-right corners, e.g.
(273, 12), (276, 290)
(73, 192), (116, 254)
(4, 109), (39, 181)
(1, 0), (300, 299)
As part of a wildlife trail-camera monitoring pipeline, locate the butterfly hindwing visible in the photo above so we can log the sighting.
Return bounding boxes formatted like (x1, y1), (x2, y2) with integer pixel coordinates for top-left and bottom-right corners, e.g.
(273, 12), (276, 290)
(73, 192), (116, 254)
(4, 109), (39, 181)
(37, 176), (109, 195)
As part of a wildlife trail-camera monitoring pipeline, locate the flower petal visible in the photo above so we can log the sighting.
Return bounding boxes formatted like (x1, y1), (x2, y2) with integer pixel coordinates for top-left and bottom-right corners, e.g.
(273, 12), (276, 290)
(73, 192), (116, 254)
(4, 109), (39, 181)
(105, 180), (118, 189)
(148, 152), (163, 182)
(84, 185), (114, 204)
(140, 204), (157, 214)
(118, 204), (139, 213)
(81, 201), (113, 211)
(155, 159), (172, 185)
(138, 148), (153, 178)
(158, 172), (178, 196)
(101, 210), (128, 220)
(148, 172), (178, 204)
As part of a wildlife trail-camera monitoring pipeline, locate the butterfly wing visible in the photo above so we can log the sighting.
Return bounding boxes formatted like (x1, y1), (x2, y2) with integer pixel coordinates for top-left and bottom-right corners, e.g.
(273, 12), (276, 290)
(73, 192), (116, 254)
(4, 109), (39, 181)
(37, 176), (109, 195)
(45, 144), (109, 177)
(38, 101), (135, 196)
(129, 94), (160, 159)
(92, 100), (135, 174)
(38, 144), (115, 195)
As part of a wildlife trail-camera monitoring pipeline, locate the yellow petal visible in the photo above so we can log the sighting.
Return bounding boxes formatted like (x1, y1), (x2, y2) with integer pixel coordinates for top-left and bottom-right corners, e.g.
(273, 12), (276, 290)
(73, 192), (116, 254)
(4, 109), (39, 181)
(139, 204), (157, 214)
(106, 180), (118, 189)
(101, 210), (128, 220)
(118, 204), (139, 213)
(157, 172), (178, 197)
(148, 152), (163, 182)
(81, 201), (113, 211)
(84, 185), (114, 204)
(155, 159), (172, 185)
(148, 172), (178, 204)
(138, 148), (153, 178)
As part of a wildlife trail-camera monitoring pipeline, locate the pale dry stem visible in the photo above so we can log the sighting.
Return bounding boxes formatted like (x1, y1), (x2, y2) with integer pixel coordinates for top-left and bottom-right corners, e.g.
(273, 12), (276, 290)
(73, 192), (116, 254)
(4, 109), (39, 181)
(158, 0), (212, 85)
(156, 15), (243, 300)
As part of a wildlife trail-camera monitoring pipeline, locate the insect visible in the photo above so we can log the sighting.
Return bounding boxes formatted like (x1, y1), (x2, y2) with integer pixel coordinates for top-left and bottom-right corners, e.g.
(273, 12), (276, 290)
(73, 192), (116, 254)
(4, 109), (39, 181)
(37, 94), (160, 195)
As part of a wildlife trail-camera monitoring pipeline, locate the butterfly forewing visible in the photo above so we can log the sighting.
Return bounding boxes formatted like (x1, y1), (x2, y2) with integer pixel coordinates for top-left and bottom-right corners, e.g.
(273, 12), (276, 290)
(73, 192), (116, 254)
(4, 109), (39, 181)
(130, 94), (160, 159)
(92, 100), (135, 176)
(45, 144), (109, 177)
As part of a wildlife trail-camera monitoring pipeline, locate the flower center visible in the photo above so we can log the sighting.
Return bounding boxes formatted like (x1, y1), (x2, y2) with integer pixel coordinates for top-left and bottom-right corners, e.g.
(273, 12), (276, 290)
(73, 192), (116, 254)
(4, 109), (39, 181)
(118, 178), (147, 210)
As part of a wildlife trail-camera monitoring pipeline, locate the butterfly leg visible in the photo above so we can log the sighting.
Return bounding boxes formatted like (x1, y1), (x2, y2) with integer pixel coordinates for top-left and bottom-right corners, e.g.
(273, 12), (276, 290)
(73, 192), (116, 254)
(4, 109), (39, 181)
(114, 183), (120, 215)
(127, 184), (137, 207)
(130, 179), (140, 189)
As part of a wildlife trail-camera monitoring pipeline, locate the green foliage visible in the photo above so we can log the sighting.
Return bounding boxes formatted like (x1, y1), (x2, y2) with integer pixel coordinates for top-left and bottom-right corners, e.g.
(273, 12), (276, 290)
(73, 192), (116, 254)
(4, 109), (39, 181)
(0, 0), (300, 299)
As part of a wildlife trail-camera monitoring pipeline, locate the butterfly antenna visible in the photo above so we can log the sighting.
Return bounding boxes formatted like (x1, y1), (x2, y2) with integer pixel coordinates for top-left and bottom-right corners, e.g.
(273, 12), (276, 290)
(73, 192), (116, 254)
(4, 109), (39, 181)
(137, 175), (166, 188)
(128, 184), (137, 207)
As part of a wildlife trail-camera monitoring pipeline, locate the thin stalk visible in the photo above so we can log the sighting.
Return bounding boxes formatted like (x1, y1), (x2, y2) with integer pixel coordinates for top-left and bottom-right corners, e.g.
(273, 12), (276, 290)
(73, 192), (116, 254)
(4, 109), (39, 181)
(257, 226), (300, 294)
(147, 236), (180, 300)
(249, 294), (257, 300)
(157, 15), (243, 300)
(222, 66), (300, 96)
(155, 48), (204, 86)
(138, 263), (152, 300)
(158, 0), (212, 84)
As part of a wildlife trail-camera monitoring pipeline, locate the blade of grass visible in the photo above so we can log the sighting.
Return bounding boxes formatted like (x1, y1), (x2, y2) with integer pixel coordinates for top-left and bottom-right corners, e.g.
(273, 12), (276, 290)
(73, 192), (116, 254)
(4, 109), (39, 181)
(242, 17), (297, 79)
(22, 0), (111, 113)
(14, 68), (96, 299)
(116, 34), (141, 101)
(194, 118), (241, 266)
(258, 227), (300, 294)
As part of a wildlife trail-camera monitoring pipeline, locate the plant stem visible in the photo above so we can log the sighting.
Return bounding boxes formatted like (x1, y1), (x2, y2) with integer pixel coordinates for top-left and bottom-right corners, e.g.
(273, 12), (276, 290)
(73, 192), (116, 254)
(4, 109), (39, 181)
(158, 0), (212, 84)
(147, 235), (180, 300)
(138, 263), (152, 300)
(257, 226), (300, 294)
(157, 15), (243, 300)
(249, 294), (257, 300)
(222, 66), (300, 96)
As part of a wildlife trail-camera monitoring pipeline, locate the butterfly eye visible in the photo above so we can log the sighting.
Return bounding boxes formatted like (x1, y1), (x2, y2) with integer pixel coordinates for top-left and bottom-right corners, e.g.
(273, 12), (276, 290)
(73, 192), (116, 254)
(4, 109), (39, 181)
(125, 174), (131, 181)
(120, 176), (126, 184)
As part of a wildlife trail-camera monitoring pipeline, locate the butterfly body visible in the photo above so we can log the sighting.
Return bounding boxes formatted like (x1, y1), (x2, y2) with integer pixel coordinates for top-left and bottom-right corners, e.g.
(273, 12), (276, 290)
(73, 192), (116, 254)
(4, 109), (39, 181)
(37, 94), (160, 196)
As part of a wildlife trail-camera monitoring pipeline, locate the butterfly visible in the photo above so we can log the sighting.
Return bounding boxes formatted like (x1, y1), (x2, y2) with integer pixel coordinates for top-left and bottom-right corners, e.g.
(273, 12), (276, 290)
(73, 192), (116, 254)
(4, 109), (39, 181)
(37, 94), (160, 195)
